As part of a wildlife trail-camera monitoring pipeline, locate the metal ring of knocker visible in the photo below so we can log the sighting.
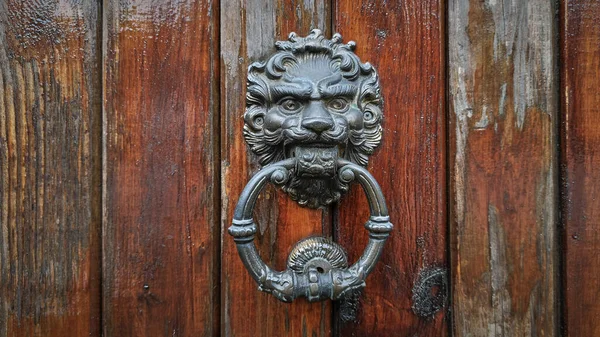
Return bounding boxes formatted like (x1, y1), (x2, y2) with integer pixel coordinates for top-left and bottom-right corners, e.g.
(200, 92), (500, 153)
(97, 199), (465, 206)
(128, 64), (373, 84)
(229, 158), (393, 302)
(229, 30), (392, 303)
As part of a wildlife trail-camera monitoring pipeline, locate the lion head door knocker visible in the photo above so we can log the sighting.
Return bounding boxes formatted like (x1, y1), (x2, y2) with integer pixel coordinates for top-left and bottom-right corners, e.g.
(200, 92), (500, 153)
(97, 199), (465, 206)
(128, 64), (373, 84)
(229, 30), (393, 303)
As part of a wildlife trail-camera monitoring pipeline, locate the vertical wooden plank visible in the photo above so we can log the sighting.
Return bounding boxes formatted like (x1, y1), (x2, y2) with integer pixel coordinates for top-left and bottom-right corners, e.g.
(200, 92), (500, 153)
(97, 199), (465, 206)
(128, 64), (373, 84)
(334, 0), (448, 335)
(220, 1), (332, 336)
(103, 0), (219, 336)
(561, 1), (600, 335)
(0, 1), (102, 336)
(449, 0), (558, 335)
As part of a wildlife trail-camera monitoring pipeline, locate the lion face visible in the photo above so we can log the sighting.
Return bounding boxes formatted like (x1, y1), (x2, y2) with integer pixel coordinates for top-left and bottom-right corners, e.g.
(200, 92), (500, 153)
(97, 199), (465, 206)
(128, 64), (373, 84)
(243, 30), (383, 208)
(262, 54), (364, 161)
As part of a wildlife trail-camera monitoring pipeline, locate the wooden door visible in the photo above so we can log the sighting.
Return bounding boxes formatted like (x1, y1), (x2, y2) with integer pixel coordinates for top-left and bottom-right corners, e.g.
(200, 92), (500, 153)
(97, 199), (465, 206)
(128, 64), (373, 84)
(1, 1), (599, 336)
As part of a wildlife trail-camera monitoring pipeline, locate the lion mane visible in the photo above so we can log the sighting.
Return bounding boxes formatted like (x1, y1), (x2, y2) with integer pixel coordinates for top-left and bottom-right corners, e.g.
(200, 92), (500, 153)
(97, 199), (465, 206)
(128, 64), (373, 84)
(243, 29), (383, 167)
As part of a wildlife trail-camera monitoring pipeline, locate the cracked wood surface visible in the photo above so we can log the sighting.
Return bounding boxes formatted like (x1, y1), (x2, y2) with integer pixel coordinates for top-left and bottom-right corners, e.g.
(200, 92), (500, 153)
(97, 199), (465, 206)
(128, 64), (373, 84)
(0, 1), (102, 336)
(2, 1), (600, 336)
(449, 0), (559, 335)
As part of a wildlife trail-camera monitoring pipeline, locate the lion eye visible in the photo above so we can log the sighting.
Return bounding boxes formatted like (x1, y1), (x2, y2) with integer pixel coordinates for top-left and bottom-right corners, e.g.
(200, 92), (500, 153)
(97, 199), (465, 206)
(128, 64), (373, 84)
(327, 98), (349, 112)
(278, 98), (303, 113)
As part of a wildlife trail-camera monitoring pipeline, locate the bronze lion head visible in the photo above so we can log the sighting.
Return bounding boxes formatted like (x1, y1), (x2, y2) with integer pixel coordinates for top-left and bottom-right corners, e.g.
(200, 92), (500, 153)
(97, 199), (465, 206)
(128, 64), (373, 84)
(243, 29), (383, 208)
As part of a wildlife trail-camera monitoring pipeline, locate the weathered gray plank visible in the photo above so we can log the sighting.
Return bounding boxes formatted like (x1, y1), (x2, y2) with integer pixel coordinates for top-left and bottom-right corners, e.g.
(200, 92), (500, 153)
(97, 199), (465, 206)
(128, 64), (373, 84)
(449, 0), (559, 335)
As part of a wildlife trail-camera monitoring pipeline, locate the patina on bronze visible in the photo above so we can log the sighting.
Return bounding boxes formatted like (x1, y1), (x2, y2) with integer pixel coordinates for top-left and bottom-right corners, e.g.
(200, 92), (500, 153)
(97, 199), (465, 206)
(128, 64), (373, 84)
(229, 30), (392, 304)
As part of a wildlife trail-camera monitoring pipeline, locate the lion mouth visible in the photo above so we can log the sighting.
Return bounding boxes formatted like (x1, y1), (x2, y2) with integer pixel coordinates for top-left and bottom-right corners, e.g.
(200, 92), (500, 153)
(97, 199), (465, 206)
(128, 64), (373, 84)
(286, 145), (340, 178)
(286, 143), (341, 158)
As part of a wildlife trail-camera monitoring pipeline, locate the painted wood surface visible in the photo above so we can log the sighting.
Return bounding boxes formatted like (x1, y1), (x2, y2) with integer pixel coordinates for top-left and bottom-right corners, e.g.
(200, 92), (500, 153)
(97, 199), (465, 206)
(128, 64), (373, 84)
(333, 1), (448, 335)
(561, 1), (600, 335)
(449, 0), (559, 335)
(0, 1), (102, 336)
(102, 1), (220, 336)
(220, 1), (333, 336)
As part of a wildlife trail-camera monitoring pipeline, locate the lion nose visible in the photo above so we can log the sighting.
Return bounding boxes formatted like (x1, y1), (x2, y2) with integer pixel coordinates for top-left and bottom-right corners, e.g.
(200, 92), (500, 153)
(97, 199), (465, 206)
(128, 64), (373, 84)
(302, 102), (334, 133)
(302, 117), (334, 133)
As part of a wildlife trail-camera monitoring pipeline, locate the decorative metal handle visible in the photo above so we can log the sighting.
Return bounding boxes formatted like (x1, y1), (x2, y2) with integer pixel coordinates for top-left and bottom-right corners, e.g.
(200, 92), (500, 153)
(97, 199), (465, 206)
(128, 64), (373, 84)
(229, 158), (392, 302)
(229, 30), (393, 302)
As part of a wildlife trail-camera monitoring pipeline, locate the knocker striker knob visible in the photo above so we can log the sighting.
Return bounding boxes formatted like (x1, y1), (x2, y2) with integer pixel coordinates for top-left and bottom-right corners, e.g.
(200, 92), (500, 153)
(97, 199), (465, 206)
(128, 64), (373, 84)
(229, 30), (393, 303)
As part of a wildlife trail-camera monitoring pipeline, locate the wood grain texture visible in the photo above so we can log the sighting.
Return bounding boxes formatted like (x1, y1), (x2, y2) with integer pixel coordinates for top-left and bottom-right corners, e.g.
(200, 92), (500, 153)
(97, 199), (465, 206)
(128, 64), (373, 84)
(220, 1), (332, 336)
(449, 0), (558, 335)
(334, 1), (448, 335)
(561, 1), (600, 335)
(102, 1), (219, 336)
(0, 1), (102, 336)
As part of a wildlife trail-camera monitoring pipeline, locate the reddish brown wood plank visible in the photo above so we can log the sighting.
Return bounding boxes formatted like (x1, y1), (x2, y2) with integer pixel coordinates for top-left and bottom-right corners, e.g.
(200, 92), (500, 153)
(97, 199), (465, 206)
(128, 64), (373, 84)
(102, 1), (219, 335)
(334, 1), (448, 335)
(449, 0), (559, 335)
(561, 1), (600, 335)
(220, 1), (332, 336)
(0, 1), (102, 336)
